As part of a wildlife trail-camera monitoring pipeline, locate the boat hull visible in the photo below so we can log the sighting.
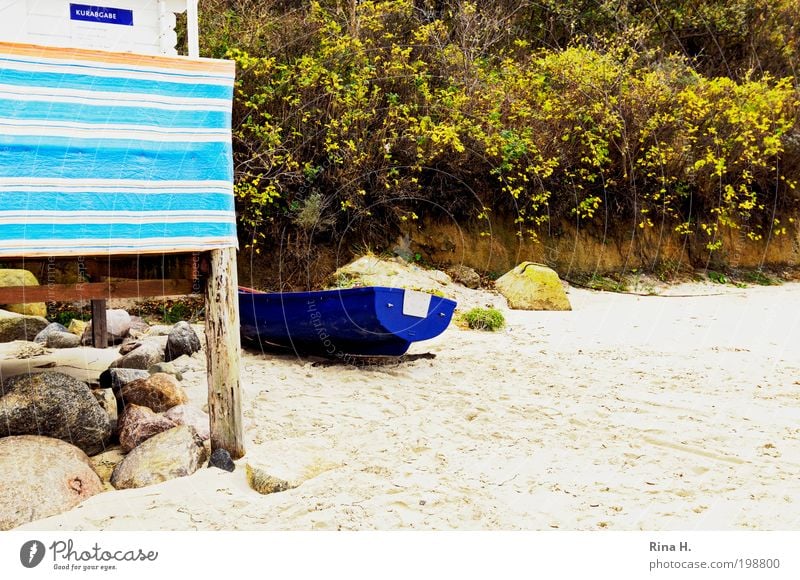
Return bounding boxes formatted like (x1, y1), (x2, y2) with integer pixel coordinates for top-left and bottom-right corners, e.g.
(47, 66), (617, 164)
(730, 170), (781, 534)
(238, 286), (457, 357)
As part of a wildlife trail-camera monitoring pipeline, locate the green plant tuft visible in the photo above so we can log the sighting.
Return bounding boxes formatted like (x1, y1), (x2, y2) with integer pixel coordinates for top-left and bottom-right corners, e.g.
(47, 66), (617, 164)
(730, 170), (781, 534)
(708, 270), (728, 284)
(462, 307), (506, 331)
(50, 310), (91, 326)
(163, 302), (191, 324)
(742, 270), (780, 286)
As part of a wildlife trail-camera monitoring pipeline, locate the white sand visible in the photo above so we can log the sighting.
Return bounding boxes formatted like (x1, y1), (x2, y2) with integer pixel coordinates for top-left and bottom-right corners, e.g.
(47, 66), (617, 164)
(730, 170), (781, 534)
(15, 282), (800, 531)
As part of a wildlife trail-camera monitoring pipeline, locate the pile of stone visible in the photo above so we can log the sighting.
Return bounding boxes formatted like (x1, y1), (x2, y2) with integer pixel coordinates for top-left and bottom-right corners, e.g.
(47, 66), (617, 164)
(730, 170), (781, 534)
(0, 320), (215, 530)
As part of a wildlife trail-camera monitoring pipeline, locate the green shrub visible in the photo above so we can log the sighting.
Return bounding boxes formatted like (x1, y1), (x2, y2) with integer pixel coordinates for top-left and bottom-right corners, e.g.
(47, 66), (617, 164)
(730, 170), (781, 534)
(50, 310), (91, 326)
(205, 1), (799, 255)
(163, 303), (191, 324)
(742, 270), (780, 286)
(462, 307), (506, 331)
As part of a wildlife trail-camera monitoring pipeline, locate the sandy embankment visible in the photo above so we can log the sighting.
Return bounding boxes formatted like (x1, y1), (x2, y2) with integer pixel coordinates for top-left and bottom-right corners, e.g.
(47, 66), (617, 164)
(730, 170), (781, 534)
(17, 282), (800, 531)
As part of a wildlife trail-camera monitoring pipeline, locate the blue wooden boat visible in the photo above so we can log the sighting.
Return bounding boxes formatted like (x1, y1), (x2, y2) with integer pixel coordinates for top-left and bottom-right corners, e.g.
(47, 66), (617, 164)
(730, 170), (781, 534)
(238, 286), (457, 357)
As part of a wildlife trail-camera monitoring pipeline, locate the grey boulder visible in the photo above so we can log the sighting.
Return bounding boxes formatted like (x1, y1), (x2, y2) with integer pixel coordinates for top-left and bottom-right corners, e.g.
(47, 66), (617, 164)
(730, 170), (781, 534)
(110, 425), (207, 489)
(165, 322), (201, 362)
(148, 362), (183, 381)
(108, 340), (164, 370)
(0, 372), (112, 455)
(98, 368), (150, 393)
(208, 448), (235, 472)
(33, 322), (68, 345)
(46, 331), (81, 349)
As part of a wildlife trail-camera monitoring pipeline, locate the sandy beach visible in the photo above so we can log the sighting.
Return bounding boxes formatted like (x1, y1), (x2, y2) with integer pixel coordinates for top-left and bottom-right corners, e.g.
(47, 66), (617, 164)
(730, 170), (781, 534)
(15, 281), (800, 531)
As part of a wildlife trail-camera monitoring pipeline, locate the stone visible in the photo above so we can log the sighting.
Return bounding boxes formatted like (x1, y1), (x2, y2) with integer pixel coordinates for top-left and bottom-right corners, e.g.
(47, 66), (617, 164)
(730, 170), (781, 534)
(165, 321), (201, 362)
(110, 425), (207, 490)
(98, 368), (150, 393)
(208, 448), (235, 472)
(128, 316), (150, 339)
(6, 341), (47, 359)
(90, 446), (125, 491)
(46, 331), (81, 349)
(148, 362), (183, 381)
(33, 322), (68, 345)
(118, 339), (142, 356)
(80, 309), (132, 345)
(0, 311), (49, 343)
(494, 262), (572, 311)
(117, 404), (177, 453)
(164, 404), (209, 440)
(0, 372), (112, 455)
(106, 309), (132, 340)
(0, 269), (46, 317)
(0, 435), (103, 530)
(67, 319), (89, 336)
(245, 464), (294, 495)
(448, 265), (481, 289)
(117, 373), (188, 413)
(91, 388), (118, 434)
(108, 340), (164, 370)
(146, 325), (173, 336)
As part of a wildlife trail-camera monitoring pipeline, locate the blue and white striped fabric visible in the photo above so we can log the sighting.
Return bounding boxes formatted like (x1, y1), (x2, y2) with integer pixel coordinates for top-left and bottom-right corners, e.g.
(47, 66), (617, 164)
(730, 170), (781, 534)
(0, 43), (237, 257)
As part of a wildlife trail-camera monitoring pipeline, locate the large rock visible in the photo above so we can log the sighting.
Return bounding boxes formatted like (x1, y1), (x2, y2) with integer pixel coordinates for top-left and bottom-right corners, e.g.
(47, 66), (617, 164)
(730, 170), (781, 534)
(165, 322), (201, 362)
(81, 309), (132, 345)
(0, 310), (49, 343)
(0, 435), (103, 530)
(145, 325), (173, 336)
(208, 448), (235, 472)
(108, 340), (164, 370)
(0, 269), (46, 317)
(164, 405), (209, 441)
(245, 464), (294, 495)
(67, 318), (90, 336)
(33, 322), (68, 345)
(128, 316), (150, 339)
(118, 338), (143, 356)
(0, 372), (112, 455)
(331, 255), (452, 291)
(90, 447), (125, 491)
(494, 262), (572, 311)
(91, 388), (118, 434)
(98, 368), (150, 393)
(148, 362), (183, 381)
(117, 373), (188, 413)
(46, 331), (81, 349)
(110, 425), (207, 490)
(117, 404), (176, 453)
(448, 265), (481, 289)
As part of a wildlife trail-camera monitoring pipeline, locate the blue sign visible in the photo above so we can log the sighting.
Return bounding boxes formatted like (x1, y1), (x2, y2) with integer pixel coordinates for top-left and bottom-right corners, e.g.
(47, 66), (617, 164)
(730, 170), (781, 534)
(69, 4), (134, 26)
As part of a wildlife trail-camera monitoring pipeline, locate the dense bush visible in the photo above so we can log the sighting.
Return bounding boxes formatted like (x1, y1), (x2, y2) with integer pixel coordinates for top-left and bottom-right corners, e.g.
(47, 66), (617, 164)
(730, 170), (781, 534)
(200, 1), (800, 255)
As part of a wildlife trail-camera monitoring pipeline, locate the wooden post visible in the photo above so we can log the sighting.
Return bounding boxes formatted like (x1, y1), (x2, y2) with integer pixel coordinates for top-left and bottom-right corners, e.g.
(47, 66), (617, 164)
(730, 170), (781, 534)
(91, 299), (107, 348)
(204, 248), (244, 458)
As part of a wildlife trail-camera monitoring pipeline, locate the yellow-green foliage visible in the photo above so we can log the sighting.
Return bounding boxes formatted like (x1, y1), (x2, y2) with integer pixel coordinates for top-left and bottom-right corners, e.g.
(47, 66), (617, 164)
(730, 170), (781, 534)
(208, 1), (800, 253)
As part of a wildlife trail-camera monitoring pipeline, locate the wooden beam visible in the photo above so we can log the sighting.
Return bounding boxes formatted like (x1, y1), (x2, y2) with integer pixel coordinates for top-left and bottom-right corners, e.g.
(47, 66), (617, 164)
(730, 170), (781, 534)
(0, 279), (197, 303)
(91, 300), (108, 348)
(204, 247), (244, 459)
(3, 253), (199, 283)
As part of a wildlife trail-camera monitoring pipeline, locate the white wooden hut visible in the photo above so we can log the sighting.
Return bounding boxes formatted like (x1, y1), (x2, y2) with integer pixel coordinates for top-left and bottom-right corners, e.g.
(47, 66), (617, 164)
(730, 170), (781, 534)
(0, 1), (243, 457)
